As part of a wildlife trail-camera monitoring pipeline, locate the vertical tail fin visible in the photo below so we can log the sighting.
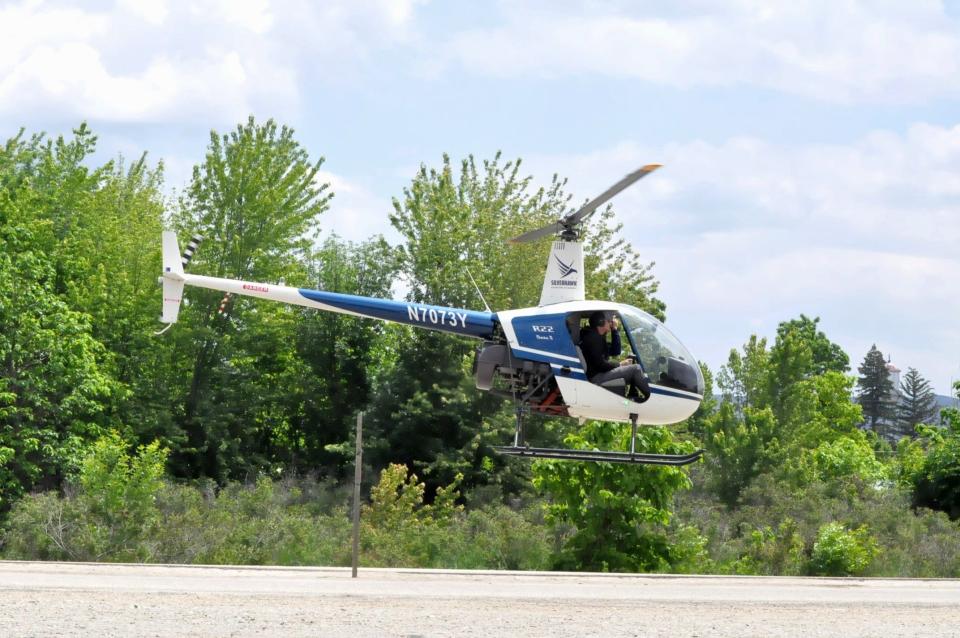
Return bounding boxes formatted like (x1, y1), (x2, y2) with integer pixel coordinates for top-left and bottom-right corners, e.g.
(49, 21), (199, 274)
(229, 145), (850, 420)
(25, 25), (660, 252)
(539, 240), (585, 306)
(162, 231), (185, 277)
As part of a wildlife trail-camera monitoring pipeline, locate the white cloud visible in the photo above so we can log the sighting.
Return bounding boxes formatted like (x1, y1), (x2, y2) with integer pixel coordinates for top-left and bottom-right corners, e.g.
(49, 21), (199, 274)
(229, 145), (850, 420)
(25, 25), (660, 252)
(442, 1), (960, 103)
(315, 170), (400, 243)
(524, 123), (960, 392)
(0, 0), (425, 124)
(117, 0), (168, 25)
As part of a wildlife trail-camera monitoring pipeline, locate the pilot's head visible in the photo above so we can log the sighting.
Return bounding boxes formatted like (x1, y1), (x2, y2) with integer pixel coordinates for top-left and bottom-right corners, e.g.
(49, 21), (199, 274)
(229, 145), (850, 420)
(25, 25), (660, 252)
(588, 311), (610, 335)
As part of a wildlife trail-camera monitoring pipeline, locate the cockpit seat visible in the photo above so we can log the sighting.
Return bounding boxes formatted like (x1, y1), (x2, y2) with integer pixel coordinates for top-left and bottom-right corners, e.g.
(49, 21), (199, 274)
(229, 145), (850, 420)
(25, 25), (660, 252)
(574, 346), (626, 390)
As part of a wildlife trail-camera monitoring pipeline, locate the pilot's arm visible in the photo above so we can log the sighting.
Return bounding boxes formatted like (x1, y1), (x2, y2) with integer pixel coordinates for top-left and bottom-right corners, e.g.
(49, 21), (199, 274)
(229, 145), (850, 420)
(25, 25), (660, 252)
(607, 325), (622, 357)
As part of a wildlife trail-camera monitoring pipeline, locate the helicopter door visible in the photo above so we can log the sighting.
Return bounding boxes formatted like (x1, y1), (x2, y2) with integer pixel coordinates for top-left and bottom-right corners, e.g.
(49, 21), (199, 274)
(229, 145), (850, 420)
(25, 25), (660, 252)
(564, 310), (632, 407)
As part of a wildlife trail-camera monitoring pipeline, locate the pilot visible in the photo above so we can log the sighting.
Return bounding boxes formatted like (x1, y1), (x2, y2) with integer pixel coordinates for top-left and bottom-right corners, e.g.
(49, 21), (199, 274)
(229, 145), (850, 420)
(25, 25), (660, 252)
(580, 311), (651, 402)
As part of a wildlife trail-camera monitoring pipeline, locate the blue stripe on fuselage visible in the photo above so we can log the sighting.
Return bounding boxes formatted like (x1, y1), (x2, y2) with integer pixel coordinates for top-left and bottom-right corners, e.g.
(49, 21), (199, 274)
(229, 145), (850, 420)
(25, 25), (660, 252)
(297, 289), (496, 339)
(649, 385), (702, 401)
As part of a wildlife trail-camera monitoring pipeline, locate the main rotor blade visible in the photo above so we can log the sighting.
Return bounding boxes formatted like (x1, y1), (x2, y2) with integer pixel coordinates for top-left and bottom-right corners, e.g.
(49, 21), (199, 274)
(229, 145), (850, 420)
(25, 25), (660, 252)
(507, 220), (565, 244)
(562, 163), (662, 226)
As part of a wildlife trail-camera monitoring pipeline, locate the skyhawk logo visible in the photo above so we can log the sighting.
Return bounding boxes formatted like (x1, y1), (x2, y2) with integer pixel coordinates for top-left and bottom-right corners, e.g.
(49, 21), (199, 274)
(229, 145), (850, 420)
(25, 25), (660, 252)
(554, 255), (578, 279)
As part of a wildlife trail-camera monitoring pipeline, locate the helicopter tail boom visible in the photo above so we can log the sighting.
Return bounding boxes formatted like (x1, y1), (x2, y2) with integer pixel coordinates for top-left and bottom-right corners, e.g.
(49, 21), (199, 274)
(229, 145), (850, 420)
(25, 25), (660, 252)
(158, 232), (496, 338)
(180, 273), (496, 338)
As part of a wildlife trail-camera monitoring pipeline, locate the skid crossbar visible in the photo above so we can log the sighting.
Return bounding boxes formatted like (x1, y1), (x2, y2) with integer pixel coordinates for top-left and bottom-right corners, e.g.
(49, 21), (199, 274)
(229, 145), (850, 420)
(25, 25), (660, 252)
(493, 446), (703, 466)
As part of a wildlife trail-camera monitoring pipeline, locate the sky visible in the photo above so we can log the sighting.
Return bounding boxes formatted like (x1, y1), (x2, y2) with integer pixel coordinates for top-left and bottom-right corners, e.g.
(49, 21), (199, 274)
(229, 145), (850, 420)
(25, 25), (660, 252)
(2, 0), (959, 394)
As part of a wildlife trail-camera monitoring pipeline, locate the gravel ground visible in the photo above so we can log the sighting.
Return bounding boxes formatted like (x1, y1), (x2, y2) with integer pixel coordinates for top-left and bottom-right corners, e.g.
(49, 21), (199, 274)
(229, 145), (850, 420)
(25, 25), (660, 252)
(1, 561), (958, 637)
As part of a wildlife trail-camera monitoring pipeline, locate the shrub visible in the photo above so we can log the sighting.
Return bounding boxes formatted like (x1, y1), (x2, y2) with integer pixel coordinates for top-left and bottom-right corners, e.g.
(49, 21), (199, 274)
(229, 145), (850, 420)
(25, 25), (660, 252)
(809, 522), (879, 576)
(730, 519), (806, 576)
(533, 420), (695, 572)
(4, 432), (167, 562)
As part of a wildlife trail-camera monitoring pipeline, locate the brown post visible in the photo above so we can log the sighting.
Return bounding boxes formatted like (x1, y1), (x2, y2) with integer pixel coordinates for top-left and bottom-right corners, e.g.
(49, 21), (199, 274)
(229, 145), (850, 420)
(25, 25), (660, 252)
(351, 411), (363, 578)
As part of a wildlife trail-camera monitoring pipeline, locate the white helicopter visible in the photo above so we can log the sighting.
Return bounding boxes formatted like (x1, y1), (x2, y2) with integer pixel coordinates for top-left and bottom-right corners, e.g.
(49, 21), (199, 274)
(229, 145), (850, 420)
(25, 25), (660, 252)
(159, 165), (704, 465)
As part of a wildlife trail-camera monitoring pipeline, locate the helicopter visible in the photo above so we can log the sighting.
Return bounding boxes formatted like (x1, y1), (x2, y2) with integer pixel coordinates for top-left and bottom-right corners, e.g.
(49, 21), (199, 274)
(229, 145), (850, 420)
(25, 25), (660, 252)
(158, 164), (704, 466)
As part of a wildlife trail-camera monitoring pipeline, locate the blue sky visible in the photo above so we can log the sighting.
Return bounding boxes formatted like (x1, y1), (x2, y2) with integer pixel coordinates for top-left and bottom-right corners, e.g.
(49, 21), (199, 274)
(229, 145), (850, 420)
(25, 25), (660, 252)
(2, 0), (959, 393)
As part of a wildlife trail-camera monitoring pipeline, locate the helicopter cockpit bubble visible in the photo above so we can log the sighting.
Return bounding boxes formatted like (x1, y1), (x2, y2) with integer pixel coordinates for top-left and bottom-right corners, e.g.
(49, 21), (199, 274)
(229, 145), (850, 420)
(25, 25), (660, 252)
(617, 305), (704, 396)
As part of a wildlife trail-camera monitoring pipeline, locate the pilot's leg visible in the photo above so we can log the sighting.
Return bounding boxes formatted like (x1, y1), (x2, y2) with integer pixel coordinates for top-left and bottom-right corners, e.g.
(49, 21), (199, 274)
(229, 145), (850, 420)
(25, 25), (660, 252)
(625, 364), (651, 401)
(589, 367), (633, 389)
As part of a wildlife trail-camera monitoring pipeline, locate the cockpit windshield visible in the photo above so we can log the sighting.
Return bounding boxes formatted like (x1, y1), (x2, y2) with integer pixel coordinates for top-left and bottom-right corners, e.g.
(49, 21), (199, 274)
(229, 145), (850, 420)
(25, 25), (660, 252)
(618, 305), (704, 396)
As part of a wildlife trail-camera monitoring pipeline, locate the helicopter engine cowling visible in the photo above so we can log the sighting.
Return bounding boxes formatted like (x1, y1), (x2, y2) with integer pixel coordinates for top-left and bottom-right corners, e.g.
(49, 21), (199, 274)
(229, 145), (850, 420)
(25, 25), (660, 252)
(473, 343), (552, 398)
(474, 343), (510, 391)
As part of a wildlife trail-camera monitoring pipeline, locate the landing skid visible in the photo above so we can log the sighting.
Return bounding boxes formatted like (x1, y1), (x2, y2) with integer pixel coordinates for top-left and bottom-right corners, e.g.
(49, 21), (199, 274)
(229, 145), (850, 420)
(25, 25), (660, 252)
(493, 445), (703, 466)
(502, 407), (703, 466)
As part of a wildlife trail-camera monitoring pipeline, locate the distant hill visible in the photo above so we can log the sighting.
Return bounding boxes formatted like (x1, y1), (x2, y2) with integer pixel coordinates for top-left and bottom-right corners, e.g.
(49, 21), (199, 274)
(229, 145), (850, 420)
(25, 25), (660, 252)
(936, 393), (958, 413)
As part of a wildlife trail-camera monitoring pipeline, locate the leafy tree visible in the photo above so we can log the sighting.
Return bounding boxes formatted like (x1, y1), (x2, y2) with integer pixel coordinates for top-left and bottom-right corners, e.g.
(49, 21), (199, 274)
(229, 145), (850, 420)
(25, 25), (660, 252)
(777, 372), (864, 450)
(275, 236), (400, 474)
(0, 126), (122, 506)
(773, 315), (849, 376)
(685, 362), (717, 438)
(911, 383), (960, 519)
(716, 335), (771, 410)
(3, 431), (167, 562)
(170, 117), (332, 480)
(532, 420), (695, 571)
(0, 242), (115, 507)
(897, 368), (939, 438)
(701, 403), (779, 506)
(788, 436), (888, 485)
(767, 315), (849, 418)
(856, 345), (895, 435)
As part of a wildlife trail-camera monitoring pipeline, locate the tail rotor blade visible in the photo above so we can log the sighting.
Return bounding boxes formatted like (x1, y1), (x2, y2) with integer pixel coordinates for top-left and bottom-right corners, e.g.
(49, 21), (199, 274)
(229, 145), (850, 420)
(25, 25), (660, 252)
(181, 234), (203, 268)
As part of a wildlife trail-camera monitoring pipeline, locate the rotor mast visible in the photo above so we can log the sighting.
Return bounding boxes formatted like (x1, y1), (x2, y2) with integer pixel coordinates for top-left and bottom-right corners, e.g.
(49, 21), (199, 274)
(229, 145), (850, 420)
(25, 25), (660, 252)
(508, 164), (662, 306)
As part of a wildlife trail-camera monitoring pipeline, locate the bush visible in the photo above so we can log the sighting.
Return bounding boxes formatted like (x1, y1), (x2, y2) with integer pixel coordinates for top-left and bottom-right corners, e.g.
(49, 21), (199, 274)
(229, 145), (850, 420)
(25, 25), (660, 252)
(532, 420), (694, 572)
(4, 432), (167, 562)
(786, 435), (888, 485)
(809, 522), (878, 576)
(357, 463), (552, 570)
(665, 524), (714, 574)
(729, 520), (806, 576)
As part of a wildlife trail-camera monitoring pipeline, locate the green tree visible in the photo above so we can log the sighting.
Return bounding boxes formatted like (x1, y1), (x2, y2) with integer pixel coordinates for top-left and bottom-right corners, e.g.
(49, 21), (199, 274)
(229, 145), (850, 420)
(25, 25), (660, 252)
(171, 117), (332, 480)
(0, 126), (121, 507)
(767, 315), (849, 419)
(809, 522), (879, 576)
(532, 421), (695, 571)
(273, 236), (400, 474)
(777, 372), (864, 449)
(701, 403), (779, 506)
(0, 242), (115, 507)
(911, 382), (960, 519)
(856, 345), (895, 435)
(716, 335), (771, 410)
(897, 368), (938, 438)
(773, 315), (849, 376)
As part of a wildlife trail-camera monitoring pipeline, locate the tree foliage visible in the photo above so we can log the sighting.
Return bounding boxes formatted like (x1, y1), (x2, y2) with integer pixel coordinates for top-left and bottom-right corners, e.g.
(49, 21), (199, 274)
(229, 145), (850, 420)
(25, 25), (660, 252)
(532, 421), (695, 571)
(897, 367), (939, 437)
(910, 383), (960, 519)
(856, 345), (895, 434)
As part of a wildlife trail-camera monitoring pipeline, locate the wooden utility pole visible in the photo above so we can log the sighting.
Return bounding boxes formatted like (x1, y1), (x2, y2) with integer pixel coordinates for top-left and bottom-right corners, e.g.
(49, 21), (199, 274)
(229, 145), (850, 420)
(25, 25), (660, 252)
(351, 411), (363, 578)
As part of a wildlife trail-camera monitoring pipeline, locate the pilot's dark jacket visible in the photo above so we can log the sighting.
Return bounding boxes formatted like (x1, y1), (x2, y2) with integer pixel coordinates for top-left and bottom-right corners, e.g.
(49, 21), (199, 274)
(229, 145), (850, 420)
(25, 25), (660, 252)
(580, 327), (622, 379)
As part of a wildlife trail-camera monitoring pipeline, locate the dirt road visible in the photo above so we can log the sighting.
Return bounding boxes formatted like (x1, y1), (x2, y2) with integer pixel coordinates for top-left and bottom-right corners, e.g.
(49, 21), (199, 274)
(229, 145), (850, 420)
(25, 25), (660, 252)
(1, 561), (958, 637)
